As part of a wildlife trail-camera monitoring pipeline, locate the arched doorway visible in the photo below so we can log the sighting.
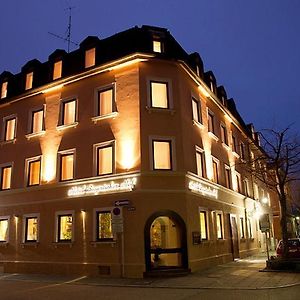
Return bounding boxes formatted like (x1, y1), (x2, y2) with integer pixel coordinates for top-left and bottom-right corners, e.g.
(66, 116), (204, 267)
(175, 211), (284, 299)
(144, 210), (188, 272)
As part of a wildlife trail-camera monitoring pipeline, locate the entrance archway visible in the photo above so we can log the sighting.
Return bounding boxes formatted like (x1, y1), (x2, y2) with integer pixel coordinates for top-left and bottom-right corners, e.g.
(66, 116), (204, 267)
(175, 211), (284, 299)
(144, 210), (188, 272)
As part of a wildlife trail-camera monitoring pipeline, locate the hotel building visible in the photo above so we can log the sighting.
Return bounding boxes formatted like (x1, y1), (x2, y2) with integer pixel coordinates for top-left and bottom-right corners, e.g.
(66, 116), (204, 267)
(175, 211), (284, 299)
(0, 25), (275, 278)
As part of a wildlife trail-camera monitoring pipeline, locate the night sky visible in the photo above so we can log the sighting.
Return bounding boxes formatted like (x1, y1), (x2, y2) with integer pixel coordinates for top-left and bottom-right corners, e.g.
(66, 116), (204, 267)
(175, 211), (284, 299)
(0, 0), (299, 134)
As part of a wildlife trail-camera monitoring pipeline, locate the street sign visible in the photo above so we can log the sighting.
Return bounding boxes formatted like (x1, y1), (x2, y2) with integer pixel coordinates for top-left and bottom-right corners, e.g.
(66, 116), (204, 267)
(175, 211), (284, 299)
(115, 200), (131, 207)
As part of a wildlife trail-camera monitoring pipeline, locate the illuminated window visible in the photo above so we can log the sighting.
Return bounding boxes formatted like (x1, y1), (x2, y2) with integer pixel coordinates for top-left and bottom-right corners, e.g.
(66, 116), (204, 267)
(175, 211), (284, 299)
(53, 60), (62, 80)
(240, 142), (246, 160)
(97, 143), (114, 176)
(98, 87), (115, 116)
(85, 48), (96, 68)
(1, 82), (7, 99)
(212, 158), (219, 183)
(236, 172), (241, 193)
(153, 140), (172, 170)
(31, 109), (44, 133)
(153, 40), (162, 53)
(248, 218), (253, 238)
(96, 211), (113, 240)
(60, 153), (74, 181)
(196, 148), (205, 177)
(199, 211), (208, 240)
(4, 117), (16, 141)
(220, 124), (228, 145)
(192, 97), (202, 123)
(240, 217), (245, 238)
(0, 218), (8, 242)
(25, 216), (38, 242)
(1, 165), (12, 190)
(208, 110), (215, 134)
(224, 165), (231, 189)
(216, 213), (223, 239)
(25, 72), (33, 90)
(27, 158), (41, 186)
(232, 135), (238, 153)
(57, 214), (73, 242)
(61, 99), (77, 125)
(150, 81), (169, 108)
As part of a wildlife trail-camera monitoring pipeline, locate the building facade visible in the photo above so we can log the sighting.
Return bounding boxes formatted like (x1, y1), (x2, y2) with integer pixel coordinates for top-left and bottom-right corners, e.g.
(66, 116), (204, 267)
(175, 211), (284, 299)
(0, 26), (275, 278)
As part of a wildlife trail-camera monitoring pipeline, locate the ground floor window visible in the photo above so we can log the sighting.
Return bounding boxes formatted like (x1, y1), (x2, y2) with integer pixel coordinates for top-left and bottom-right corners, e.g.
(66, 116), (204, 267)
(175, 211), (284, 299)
(96, 211), (113, 240)
(57, 213), (73, 242)
(25, 216), (38, 242)
(216, 213), (223, 239)
(199, 210), (208, 240)
(0, 218), (8, 242)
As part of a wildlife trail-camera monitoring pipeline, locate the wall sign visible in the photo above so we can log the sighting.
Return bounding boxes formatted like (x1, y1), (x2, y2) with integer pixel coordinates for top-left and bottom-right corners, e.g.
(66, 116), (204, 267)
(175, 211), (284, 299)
(67, 177), (137, 197)
(188, 180), (218, 199)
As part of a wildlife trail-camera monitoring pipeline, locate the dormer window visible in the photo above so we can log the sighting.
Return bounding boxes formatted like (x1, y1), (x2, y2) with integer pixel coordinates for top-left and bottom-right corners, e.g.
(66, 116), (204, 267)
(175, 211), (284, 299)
(210, 81), (214, 93)
(53, 61), (62, 80)
(1, 82), (7, 99)
(25, 72), (33, 90)
(85, 48), (96, 68)
(153, 40), (162, 53)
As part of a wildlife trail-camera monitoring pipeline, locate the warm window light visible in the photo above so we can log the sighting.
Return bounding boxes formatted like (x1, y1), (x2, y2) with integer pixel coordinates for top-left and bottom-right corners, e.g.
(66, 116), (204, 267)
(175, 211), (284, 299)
(1, 82), (8, 99)
(0, 219), (8, 241)
(153, 40), (162, 53)
(97, 145), (113, 175)
(153, 140), (172, 170)
(32, 110), (44, 133)
(5, 118), (16, 141)
(53, 61), (62, 80)
(85, 48), (96, 68)
(150, 82), (169, 108)
(63, 100), (76, 125)
(25, 72), (33, 90)
(1, 166), (12, 190)
(98, 88), (113, 116)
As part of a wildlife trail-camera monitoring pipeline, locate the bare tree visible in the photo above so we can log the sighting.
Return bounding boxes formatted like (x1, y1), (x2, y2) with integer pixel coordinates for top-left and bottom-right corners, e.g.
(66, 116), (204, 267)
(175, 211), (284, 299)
(245, 126), (300, 259)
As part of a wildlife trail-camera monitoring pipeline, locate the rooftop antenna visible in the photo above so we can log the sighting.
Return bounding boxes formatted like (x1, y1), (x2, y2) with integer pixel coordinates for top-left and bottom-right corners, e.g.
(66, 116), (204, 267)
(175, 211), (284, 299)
(48, 6), (78, 53)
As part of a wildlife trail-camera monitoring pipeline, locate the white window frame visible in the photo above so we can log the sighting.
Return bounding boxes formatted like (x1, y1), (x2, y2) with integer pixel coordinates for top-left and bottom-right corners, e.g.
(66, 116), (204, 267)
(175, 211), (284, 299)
(215, 211), (224, 240)
(191, 96), (202, 125)
(57, 97), (78, 130)
(25, 155), (42, 187)
(55, 210), (75, 243)
(26, 106), (45, 138)
(195, 146), (205, 178)
(153, 40), (162, 53)
(93, 207), (114, 242)
(2, 115), (17, 142)
(93, 140), (116, 176)
(22, 213), (40, 243)
(198, 207), (209, 241)
(58, 149), (76, 182)
(1, 82), (8, 99)
(0, 163), (13, 191)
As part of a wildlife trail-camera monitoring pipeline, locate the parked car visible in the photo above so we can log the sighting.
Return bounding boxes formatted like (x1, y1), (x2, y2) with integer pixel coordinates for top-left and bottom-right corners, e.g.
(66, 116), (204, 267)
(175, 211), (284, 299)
(276, 238), (300, 258)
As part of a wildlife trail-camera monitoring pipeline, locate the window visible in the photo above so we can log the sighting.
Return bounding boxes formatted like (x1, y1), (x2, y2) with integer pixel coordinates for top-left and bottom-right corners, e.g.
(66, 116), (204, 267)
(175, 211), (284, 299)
(85, 48), (96, 68)
(253, 183), (259, 200)
(31, 109), (44, 134)
(53, 60), (62, 80)
(243, 179), (250, 197)
(248, 218), (253, 238)
(216, 213), (223, 239)
(224, 165), (231, 189)
(25, 72), (33, 90)
(61, 99), (77, 125)
(1, 82), (7, 99)
(240, 142), (246, 160)
(96, 211), (113, 240)
(153, 40), (162, 53)
(57, 214), (73, 242)
(60, 152), (74, 181)
(27, 158), (41, 186)
(153, 140), (172, 170)
(25, 216), (38, 242)
(97, 87), (115, 116)
(196, 148), (205, 177)
(212, 158), (219, 183)
(232, 135), (238, 153)
(4, 117), (16, 141)
(236, 172), (241, 193)
(240, 217), (245, 238)
(208, 110), (215, 134)
(0, 218), (8, 242)
(220, 124), (228, 145)
(1, 165), (12, 190)
(96, 143), (114, 176)
(199, 211), (208, 240)
(210, 81), (214, 93)
(192, 97), (201, 123)
(150, 81), (169, 108)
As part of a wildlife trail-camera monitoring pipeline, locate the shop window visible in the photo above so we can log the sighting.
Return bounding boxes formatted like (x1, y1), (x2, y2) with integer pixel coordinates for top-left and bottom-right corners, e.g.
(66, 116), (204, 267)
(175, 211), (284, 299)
(216, 213), (223, 239)
(85, 48), (96, 68)
(4, 117), (16, 141)
(152, 140), (172, 170)
(240, 217), (245, 238)
(57, 214), (73, 242)
(31, 109), (44, 134)
(192, 97), (202, 124)
(150, 81), (169, 108)
(97, 87), (115, 116)
(1, 165), (12, 190)
(212, 158), (219, 183)
(199, 211), (208, 240)
(59, 152), (74, 181)
(0, 218), (8, 242)
(25, 72), (33, 90)
(53, 60), (62, 80)
(224, 165), (231, 189)
(24, 216), (38, 242)
(96, 143), (114, 176)
(220, 124), (228, 145)
(61, 99), (77, 126)
(27, 157), (41, 186)
(153, 40), (162, 53)
(196, 148), (205, 177)
(1, 82), (8, 99)
(96, 211), (113, 240)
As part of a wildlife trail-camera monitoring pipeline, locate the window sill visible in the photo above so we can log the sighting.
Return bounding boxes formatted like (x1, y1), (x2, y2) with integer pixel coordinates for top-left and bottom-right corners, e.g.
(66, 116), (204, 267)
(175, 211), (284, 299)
(222, 143), (230, 150)
(21, 242), (39, 248)
(208, 132), (219, 142)
(146, 106), (176, 115)
(232, 151), (240, 158)
(0, 242), (8, 247)
(25, 131), (46, 140)
(192, 120), (204, 129)
(1, 138), (16, 145)
(91, 112), (118, 123)
(56, 122), (78, 131)
(52, 241), (74, 248)
(90, 240), (116, 247)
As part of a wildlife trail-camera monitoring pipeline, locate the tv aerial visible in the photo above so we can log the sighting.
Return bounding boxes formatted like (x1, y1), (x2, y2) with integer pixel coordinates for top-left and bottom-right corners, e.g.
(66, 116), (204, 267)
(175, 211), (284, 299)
(48, 6), (78, 53)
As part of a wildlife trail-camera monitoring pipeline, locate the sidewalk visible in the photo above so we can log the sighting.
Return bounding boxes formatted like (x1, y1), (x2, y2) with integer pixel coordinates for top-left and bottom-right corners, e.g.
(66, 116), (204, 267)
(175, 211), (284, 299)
(1, 253), (300, 290)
